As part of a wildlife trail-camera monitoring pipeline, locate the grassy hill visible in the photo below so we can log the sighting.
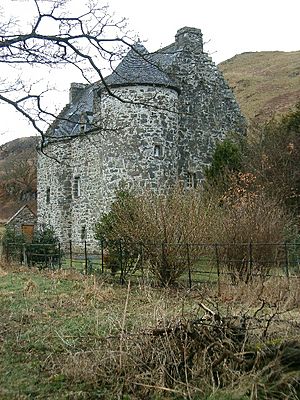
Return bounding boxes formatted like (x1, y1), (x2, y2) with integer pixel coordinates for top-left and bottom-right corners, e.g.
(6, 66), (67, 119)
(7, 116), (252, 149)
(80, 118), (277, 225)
(219, 50), (300, 122)
(0, 136), (38, 222)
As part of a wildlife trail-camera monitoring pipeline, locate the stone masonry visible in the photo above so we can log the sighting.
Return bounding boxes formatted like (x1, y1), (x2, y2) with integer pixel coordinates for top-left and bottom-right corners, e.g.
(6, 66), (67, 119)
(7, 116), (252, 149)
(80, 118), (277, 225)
(37, 27), (245, 251)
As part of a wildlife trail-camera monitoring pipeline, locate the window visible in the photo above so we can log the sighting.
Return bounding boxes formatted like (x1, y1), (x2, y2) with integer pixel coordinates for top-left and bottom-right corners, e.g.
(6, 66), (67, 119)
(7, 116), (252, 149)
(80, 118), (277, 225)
(74, 176), (80, 198)
(154, 144), (162, 157)
(81, 226), (86, 240)
(46, 187), (50, 204)
(187, 172), (197, 189)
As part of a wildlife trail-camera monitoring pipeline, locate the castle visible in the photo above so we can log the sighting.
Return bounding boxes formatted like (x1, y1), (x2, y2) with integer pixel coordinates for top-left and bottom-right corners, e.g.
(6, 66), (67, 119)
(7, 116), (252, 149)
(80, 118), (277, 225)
(37, 27), (245, 250)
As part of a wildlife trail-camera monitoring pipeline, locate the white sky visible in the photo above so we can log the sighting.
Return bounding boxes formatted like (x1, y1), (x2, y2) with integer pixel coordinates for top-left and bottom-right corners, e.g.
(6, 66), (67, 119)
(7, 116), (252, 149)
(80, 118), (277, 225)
(0, 0), (299, 145)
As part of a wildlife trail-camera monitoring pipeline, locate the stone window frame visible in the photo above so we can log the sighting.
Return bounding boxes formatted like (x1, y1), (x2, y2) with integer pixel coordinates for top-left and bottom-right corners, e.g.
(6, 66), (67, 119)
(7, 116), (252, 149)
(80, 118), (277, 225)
(81, 226), (86, 241)
(46, 187), (50, 204)
(73, 176), (81, 198)
(187, 171), (197, 189)
(153, 143), (163, 158)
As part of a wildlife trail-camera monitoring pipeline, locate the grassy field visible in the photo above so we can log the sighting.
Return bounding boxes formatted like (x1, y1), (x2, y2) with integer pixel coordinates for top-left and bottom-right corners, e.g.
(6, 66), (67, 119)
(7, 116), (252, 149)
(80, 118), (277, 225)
(0, 263), (299, 399)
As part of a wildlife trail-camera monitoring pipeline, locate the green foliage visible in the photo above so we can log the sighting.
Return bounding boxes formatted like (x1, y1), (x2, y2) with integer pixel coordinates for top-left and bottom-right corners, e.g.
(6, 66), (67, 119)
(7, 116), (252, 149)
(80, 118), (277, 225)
(95, 190), (140, 279)
(205, 138), (242, 188)
(2, 225), (61, 268)
(2, 227), (26, 262)
(26, 226), (61, 268)
(95, 189), (135, 242)
(246, 104), (300, 212)
(2, 227), (26, 246)
(31, 225), (59, 246)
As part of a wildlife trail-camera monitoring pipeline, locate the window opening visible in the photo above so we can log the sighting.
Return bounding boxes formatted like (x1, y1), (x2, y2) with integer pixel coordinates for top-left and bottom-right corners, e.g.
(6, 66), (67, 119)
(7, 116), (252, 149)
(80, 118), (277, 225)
(81, 226), (86, 240)
(154, 144), (162, 157)
(187, 172), (197, 189)
(74, 176), (80, 198)
(46, 187), (50, 204)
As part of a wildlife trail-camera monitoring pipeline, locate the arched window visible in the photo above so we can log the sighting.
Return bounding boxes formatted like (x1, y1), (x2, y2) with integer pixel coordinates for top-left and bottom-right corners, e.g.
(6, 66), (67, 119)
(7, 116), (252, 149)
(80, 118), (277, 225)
(154, 144), (162, 157)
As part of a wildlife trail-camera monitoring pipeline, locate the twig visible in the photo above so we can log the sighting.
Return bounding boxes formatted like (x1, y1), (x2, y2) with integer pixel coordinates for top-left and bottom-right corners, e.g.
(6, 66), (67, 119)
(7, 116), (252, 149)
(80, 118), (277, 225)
(119, 280), (130, 370)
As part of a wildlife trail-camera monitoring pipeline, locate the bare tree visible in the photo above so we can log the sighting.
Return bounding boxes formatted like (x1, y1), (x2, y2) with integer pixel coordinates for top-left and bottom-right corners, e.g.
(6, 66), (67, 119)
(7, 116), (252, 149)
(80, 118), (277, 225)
(0, 0), (135, 146)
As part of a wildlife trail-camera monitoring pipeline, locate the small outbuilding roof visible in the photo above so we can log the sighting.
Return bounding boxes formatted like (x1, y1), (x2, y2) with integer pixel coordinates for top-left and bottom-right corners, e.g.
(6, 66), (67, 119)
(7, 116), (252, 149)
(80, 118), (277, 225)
(6, 204), (37, 225)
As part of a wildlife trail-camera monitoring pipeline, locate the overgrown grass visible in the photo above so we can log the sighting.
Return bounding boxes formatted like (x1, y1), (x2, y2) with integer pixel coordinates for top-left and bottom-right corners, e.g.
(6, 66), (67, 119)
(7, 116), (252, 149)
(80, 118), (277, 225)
(0, 263), (299, 399)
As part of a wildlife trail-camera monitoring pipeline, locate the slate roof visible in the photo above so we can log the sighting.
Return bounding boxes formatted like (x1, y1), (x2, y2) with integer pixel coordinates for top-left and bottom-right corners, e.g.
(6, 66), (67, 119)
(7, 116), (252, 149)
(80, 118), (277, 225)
(47, 42), (179, 140)
(6, 204), (37, 225)
(103, 43), (179, 92)
(48, 84), (95, 140)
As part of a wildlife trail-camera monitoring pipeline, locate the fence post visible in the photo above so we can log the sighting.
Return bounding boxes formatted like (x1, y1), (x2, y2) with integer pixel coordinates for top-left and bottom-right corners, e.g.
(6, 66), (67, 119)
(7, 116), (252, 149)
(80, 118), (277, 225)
(161, 241), (166, 285)
(69, 240), (73, 269)
(140, 242), (144, 284)
(186, 243), (192, 289)
(284, 241), (290, 278)
(5, 242), (9, 262)
(23, 244), (27, 267)
(215, 243), (221, 296)
(84, 240), (88, 275)
(101, 239), (104, 273)
(44, 244), (47, 268)
(58, 243), (62, 269)
(119, 240), (124, 285)
(248, 241), (253, 282)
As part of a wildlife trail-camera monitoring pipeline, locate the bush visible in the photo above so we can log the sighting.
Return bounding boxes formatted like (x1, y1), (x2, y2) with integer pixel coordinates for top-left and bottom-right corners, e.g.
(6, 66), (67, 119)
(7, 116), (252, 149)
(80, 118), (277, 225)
(26, 226), (61, 269)
(96, 183), (295, 285)
(2, 227), (26, 263)
(205, 137), (243, 192)
(96, 187), (219, 285)
(210, 175), (296, 282)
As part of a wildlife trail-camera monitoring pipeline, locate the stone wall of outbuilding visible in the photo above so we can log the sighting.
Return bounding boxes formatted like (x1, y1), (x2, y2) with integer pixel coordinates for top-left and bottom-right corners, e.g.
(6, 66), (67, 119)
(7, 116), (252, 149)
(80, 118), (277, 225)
(6, 206), (37, 232)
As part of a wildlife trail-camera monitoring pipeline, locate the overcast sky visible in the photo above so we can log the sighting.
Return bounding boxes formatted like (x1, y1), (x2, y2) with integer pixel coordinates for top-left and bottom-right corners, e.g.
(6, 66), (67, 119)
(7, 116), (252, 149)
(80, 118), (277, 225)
(0, 0), (299, 145)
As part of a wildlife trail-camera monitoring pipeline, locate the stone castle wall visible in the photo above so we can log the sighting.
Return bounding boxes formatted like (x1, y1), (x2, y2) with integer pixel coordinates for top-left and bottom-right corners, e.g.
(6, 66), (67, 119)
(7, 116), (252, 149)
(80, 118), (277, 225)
(38, 85), (179, 250)
(157, 27), (245, 181)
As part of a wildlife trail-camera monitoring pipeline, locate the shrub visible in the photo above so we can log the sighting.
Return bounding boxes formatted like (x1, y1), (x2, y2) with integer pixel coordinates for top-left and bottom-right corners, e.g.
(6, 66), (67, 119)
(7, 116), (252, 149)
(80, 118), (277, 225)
(95, 187), (219, 285)
(26, 226), (61, 268)
(96, 182), (296, 285)
(210, 175), (296, 282)
(205, 137), (243, 192)
(2, 227), (26, 263)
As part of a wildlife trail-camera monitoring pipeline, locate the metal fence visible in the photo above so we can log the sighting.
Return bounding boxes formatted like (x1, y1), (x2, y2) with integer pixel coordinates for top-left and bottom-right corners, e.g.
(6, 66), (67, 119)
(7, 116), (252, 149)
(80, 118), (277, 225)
(3, 240), (300, 286)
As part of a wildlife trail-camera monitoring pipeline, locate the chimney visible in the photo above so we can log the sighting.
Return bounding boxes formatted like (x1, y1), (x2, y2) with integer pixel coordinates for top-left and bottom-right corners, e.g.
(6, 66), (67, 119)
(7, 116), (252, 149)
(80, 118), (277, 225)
(175, 27), (203, 53)
(69, 82), (87, 103)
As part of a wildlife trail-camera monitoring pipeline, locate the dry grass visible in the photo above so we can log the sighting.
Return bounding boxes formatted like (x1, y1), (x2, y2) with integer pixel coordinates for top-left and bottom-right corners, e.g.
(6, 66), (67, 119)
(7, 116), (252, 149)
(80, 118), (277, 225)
(219, 50), (300, 123)
(0, 263), (299, 399)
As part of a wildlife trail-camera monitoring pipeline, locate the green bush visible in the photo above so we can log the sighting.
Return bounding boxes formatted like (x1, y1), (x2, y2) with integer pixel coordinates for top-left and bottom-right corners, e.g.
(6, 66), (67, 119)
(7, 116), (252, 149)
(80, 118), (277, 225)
(26, 226), (61, 268)
(2, 227), (26, 262)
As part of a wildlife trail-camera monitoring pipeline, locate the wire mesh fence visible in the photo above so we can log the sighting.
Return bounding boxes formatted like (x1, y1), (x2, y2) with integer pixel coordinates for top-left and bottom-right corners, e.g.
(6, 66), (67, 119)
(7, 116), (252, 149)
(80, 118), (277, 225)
(2, 239), (300, 286)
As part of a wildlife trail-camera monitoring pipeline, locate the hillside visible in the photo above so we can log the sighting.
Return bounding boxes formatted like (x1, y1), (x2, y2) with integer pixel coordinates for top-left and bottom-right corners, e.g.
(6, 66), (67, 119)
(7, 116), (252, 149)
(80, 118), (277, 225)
(0, 136), (38, 222)
(219, 50), (300, 122)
